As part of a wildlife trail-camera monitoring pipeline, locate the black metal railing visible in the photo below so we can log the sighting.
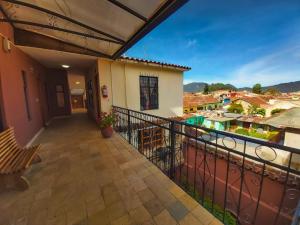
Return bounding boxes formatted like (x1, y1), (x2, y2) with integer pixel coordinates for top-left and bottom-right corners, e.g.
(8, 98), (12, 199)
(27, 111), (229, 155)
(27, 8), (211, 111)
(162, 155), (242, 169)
(113, 106), (300, 225)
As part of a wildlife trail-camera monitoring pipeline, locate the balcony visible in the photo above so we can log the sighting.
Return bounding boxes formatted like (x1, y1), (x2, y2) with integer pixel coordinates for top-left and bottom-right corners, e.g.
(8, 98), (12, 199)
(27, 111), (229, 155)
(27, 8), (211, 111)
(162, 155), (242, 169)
(113, 106), (300, 225)
(0, 112), (222, 225)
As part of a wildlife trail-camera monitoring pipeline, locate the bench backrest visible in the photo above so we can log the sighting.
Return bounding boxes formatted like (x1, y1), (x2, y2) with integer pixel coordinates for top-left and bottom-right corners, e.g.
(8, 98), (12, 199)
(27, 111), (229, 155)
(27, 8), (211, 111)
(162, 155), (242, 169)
(0, 127), (19, 158)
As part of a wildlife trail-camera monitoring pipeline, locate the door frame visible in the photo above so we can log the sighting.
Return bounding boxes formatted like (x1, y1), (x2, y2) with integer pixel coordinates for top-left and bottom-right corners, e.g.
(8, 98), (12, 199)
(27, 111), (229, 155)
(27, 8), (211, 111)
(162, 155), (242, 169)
(94, 74), (100, 118)
(0, 74), (6, 132)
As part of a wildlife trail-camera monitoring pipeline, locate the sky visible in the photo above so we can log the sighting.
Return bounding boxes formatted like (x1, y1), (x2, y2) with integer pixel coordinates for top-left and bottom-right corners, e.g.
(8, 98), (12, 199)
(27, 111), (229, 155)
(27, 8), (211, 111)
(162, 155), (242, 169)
(126, 0), (300, 88)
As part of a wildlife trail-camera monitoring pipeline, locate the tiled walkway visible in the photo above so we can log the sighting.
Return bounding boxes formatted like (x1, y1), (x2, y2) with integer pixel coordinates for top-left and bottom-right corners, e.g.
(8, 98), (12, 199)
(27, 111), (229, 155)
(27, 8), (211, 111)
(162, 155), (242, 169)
(0, 113), (222, 225)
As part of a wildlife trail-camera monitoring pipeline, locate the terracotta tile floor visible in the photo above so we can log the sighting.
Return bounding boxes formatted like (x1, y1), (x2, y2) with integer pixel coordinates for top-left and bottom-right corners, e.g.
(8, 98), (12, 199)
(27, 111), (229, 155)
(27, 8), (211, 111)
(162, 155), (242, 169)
(0, 113), (223, 225)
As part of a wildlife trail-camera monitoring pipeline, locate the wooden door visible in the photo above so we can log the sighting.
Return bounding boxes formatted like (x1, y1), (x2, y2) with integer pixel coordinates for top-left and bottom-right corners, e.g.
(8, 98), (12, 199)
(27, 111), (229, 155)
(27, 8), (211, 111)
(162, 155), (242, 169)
(71, 95), (84, 109)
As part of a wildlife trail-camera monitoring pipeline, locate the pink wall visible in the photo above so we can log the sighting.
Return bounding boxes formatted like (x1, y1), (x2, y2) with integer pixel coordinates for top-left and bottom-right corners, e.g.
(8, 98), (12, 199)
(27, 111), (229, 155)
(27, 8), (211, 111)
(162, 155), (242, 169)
(0, 14), (48, 146)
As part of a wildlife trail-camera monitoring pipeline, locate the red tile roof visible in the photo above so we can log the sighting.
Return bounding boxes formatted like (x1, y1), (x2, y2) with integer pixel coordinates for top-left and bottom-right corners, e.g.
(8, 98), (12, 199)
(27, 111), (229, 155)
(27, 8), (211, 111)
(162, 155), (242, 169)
(119, 56), (191, 71)
(233, 96), (269, 107)
(184, 94), (219, 107)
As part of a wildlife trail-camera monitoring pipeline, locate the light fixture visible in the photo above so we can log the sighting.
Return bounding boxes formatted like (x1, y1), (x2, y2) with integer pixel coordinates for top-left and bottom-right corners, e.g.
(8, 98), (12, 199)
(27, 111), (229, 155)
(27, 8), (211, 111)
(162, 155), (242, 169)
(62, 64), (70, 68)
(75, 81), (80, 85)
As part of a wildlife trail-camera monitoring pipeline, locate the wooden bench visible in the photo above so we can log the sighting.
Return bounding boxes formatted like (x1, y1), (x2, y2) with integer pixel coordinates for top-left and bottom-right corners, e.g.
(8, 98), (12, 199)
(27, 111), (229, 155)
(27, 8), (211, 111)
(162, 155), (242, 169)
(0, 127), (41, 191)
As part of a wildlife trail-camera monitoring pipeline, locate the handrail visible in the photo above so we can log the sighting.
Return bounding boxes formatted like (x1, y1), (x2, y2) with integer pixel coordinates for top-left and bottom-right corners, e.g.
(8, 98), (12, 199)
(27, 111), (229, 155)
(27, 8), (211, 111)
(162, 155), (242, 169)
(113, 105), (300, 225)
(113, 105), (300, 153)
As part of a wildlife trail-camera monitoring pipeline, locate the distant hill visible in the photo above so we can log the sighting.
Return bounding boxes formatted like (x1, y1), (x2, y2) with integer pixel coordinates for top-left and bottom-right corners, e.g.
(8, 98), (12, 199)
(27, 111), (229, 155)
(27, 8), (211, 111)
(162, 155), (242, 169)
(264, 81), (300, 93)
(183, 82), (236, 92)
(185, 81), (300, 93)
(239, 81), (300, 93)
(183, 82), (207, 92)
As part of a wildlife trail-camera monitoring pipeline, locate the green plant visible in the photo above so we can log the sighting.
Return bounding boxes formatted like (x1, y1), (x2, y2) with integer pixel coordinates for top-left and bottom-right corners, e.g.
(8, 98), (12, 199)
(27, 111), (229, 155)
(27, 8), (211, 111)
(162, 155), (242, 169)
(179, 176), (237, 225)
(235, 128), (249, 136)
(97, 112), (117, 129)
(271, 108), (284, 115)
(255, 108), (266, 116)
(227, 103), (244, 114)
(235, 128), (279, 141)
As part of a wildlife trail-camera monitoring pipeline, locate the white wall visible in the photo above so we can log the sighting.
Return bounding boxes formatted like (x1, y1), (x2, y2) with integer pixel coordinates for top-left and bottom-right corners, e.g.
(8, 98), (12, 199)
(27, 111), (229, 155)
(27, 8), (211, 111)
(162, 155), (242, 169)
(284, 131), (300, 170)
(98, 58), (184, 117)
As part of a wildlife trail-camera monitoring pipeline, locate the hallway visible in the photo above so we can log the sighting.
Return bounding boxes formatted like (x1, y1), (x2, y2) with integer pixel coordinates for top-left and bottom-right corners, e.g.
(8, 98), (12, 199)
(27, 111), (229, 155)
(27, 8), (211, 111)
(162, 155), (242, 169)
(0, 113), (221, 225)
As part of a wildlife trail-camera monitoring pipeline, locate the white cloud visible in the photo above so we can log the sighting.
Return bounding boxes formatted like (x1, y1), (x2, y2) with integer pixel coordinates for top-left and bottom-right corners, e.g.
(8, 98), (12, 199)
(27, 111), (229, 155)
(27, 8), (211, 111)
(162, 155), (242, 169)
(186, 39), (198, 48)
(226, 45), (300, 87)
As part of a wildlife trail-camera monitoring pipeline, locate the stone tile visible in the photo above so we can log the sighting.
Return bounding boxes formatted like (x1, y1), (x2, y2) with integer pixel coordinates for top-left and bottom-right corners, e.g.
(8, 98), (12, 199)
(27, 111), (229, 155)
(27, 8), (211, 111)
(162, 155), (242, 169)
(137, 188), (155, 203)
(123, 195), (143, 211)
(179, 213), (203, 225)
(167, 201), (189, 221)
(154, 209), (178, 225)
(191, 206), (215, 225)
(85, 197), (105, 217)
(142, 218), (156, 225)
(0, 113), (216, 225)
(87, 209), (110, 225)
(129, 205), (151, 224)
(110, 214), (135, 225)
(179, 194), (199, 211)
(106, 202), (127, 221)
(169, 185), (186, 199)
(210, 219), (224, 225)
(143, 198), (164, 216)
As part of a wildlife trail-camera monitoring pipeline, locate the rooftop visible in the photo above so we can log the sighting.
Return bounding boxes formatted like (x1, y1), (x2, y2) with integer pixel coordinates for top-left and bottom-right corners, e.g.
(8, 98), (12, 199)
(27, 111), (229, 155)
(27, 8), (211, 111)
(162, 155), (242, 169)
(233, 96), (270, 107)
(265, 107), (300, 129)
(184, 94), (219, 107)
(119, 56), (191, 71)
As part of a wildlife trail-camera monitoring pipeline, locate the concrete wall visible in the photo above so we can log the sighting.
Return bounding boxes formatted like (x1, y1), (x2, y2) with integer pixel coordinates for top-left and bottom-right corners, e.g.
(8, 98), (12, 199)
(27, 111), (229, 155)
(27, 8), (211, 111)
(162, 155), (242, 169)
(0, 14), (48, 146)
(284, 130), (300, 169)
(98, 58), (184, 118)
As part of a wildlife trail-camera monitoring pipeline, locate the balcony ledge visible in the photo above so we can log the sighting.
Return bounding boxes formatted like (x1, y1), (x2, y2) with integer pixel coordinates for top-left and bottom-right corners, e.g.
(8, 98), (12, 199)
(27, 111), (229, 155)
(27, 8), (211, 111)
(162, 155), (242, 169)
(0, 113), (222, 225)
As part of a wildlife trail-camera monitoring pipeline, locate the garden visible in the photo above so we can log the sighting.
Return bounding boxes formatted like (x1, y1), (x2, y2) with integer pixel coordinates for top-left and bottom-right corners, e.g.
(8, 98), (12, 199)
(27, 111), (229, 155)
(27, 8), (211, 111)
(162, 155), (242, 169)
(234, 127), (279, 141)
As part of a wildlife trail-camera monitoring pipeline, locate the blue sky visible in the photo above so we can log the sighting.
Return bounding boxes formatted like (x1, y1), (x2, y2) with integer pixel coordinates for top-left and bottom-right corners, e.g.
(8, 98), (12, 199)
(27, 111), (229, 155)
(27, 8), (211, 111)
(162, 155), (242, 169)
(126, 0), (300, 88)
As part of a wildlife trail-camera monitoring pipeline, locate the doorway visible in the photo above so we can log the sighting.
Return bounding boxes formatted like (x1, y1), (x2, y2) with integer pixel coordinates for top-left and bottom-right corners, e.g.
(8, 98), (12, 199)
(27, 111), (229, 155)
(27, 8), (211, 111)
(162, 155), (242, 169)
(71, 95), (84, 109)
(68, 71), (87, 113)
(0, 104), (4, 132)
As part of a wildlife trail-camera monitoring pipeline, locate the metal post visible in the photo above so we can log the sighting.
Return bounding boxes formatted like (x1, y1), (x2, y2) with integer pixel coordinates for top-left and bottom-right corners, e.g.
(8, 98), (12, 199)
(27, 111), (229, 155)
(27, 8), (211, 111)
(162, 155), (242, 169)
(127, 109), (131, 144)
(169, 120), (176, 179)
(292, 200), (300, 225)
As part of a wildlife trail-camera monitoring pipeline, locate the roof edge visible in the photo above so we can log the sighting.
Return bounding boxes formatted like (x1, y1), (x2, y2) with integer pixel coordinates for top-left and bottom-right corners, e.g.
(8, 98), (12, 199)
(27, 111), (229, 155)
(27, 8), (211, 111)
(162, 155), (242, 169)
(118, 56), (191, 71)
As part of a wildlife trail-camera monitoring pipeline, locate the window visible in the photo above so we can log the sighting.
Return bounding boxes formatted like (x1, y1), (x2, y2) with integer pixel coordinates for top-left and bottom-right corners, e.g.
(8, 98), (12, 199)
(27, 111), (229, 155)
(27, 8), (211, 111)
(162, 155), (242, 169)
(22, 71), (31, 120)
(140, 76), (158, 110)
(56, 85), (65, 108)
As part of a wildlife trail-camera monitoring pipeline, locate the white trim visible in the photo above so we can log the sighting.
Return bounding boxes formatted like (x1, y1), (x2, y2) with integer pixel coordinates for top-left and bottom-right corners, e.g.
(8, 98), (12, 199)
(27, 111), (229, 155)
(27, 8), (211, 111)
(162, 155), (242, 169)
(26, 127), (45, 147)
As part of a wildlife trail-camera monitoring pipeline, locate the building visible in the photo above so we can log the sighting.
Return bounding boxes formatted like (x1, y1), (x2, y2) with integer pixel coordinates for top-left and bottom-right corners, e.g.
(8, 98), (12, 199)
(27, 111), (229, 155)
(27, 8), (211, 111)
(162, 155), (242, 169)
(183, 93), (221, 113)
(232, 96), (271, 116)
(265, 107), (300, 169)
(87, 57), (190, 119)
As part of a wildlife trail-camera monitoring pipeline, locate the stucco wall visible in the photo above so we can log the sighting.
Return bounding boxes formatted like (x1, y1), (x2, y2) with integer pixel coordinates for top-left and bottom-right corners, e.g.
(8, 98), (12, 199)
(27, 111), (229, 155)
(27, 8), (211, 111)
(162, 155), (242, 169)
(284, 131), (300, 169)
(98, 58), (184, 118)
(0, 16), (48, 146)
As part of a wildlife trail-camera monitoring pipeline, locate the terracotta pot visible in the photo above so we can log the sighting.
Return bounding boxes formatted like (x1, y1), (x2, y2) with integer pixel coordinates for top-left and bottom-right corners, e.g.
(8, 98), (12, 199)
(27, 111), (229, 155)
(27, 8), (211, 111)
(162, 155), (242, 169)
(100, 126), (113, 138)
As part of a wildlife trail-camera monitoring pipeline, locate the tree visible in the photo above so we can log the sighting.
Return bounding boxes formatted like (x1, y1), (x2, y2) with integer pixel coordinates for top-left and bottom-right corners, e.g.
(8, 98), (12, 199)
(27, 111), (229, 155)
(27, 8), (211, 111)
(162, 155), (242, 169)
(203, 84), (209, 94)
(227, 103), (244, 114)
(263, 88), (281, 96)
(252, 83), (262, 94)
(248, 104), (259, 115)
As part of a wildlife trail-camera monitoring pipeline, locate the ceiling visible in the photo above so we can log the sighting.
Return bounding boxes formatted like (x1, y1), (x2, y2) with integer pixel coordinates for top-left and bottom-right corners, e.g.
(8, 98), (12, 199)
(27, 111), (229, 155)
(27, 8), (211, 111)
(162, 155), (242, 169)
(19, 46), (97, 69)
(0, 0), (188, 59)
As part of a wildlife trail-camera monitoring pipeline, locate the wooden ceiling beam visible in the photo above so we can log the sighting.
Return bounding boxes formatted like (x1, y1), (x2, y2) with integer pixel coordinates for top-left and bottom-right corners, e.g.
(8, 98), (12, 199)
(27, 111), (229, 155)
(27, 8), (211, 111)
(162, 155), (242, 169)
(14, 28), (111, 58)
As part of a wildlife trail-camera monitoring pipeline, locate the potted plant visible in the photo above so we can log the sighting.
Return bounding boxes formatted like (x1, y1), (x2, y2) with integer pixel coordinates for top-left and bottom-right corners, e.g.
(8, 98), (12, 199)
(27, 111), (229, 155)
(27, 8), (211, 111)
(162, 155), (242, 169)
(97, 112), (116, 138)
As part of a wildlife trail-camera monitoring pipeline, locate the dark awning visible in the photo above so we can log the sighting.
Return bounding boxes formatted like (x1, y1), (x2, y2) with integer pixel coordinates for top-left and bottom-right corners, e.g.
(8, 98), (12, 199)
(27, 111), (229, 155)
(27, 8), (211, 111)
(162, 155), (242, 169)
(0, 0), (188, 59)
